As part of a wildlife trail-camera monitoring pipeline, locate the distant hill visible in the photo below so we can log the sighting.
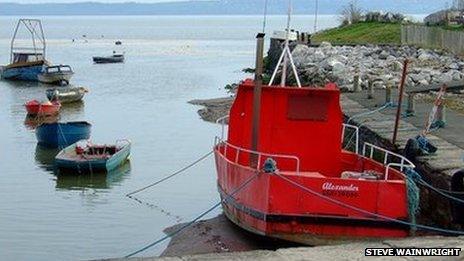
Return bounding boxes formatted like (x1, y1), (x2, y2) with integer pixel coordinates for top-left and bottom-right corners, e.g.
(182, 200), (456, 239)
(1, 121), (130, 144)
(0, 0), (446, 16)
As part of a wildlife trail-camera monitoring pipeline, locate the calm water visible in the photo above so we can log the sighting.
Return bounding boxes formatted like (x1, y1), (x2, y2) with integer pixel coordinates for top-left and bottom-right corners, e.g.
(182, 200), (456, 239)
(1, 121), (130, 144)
(0, 15), (385, 260)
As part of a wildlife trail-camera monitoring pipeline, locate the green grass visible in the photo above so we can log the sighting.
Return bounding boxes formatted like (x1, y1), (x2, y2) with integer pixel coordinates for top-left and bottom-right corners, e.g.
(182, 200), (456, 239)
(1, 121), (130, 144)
(312, 22), (401, 45)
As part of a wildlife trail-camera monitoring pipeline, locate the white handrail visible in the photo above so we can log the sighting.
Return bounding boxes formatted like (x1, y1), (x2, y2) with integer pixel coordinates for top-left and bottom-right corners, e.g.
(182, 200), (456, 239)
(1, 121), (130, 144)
(342, 123), (359, 154)
(216, 115), (229, 140)
(363, 143), (415, 180)
(215, 136), (300, 174)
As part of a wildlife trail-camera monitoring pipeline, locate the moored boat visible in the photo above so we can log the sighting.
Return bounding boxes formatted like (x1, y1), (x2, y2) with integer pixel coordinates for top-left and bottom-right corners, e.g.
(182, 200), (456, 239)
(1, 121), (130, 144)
(25, 100), (61, 116)
(55, 139), (131, 172)
(38, 65), (74, 85)
(1, 19), (49, 81)
(46, 87), (88, 103)
(92, 54), (124, 64)
(213, 33), (417, 245)
(36, 121), (92, 148)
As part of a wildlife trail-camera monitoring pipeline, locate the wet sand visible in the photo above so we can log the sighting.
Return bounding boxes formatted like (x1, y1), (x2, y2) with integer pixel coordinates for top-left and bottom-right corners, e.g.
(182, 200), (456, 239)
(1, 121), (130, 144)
(160, 214), (299, 257)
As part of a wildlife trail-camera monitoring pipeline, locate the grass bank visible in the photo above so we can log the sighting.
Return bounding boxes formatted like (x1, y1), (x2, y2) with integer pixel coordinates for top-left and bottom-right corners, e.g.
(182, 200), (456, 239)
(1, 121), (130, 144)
(312, 22), (401, 45)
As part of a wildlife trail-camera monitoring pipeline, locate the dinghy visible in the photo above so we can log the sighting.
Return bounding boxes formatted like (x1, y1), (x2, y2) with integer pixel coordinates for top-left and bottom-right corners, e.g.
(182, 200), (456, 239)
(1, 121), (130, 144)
(36, 121), (91, 148)
(46, 87), (88, 103)
(25, 100), (61, 116)
(38, 65), (74, 85)
(55, 139), (131, 172)
(92, 54), (124, 64)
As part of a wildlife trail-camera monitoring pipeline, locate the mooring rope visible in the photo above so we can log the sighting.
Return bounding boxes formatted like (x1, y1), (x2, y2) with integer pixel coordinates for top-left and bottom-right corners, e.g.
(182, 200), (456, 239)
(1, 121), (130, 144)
(124, 172), (260, 258)
(126, 151), (213, 197)
(272, 171), (464, 235)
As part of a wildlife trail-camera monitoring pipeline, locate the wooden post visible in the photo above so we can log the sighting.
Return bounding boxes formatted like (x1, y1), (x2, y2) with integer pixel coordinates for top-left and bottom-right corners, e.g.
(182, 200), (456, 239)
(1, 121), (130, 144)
(385, 82), (392, 104)
(251, 33), (265, 167)
(367, 80), (374, 99)
(392, 59), (409, 145)
(406, 93), (415, 116)
(353, 74), (361, 92)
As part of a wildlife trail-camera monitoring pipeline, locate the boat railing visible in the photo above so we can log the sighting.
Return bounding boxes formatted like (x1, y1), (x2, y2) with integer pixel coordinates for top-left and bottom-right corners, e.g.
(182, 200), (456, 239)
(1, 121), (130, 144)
(116, 139), (131, 148)
(215, 136), (300, 174)
(216, 115), (229, 140)
(362, 143), (415, 180)
(342, 123), (359, 154)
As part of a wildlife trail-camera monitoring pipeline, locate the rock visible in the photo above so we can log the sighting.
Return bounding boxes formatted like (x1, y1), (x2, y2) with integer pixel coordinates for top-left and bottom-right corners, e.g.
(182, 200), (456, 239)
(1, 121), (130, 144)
(319, 41), (332, 49)
(378, 50), (389, 59)
(434, 73), (453, 84)
(418, 52), (433, 62)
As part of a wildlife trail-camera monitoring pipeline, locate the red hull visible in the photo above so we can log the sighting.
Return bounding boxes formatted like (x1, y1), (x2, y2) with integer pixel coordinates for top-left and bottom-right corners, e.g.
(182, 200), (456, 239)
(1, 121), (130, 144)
(214, 80), (413, 245)
(25, 100), (61, 116)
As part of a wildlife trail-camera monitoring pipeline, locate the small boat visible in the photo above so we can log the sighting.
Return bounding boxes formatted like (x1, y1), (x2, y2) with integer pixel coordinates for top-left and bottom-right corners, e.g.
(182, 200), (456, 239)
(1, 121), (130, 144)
(36, 121), (92, 148)
(1, 19), (49, 81)
(92, 54), (125, 64)
(38, 65), (74, 85)
(46, 87), (88, 103)
(25, 100), (61, 116)
(55, 139), (131, 172)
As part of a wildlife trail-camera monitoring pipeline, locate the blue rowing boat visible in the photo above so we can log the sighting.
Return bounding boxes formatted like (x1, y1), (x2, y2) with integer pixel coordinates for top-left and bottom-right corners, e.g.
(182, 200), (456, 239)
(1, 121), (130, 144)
(55, 140), (131, 172)
(36, 121), (91, 148)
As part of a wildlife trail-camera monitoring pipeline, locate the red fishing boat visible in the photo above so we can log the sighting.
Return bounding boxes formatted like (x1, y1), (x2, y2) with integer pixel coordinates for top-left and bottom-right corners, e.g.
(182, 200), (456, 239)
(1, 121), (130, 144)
(25, 100), (61, 116)
(213, 33), (416, 245)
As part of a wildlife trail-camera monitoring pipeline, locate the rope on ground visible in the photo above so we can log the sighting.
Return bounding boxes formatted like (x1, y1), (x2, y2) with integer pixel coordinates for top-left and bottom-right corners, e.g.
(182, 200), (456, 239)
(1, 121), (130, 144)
(126, 151), (213, 197)
(272, 171), (464, 235)
(124, 172), (260, 258)
(347, 102), (393, 124)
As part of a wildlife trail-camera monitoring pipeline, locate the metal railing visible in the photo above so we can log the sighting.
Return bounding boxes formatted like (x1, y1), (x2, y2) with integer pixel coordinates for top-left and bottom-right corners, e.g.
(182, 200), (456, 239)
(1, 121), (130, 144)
(362, 143), (415, 180)
(342, 123), (359, 154)
(215, 136), (300, 174)
(216, 115), (229, 140)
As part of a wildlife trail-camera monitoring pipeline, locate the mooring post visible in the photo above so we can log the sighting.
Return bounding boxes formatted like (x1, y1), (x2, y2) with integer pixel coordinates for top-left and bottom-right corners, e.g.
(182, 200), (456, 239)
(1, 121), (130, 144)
(353, 74), (361, 93)
(385, 82), (392, 104)
(406, 93), (415, 116)
(251, 33), (265, 167)
(392, 59), (409, 145)
(437, 103), (446, 125)
(367, 80), (374, 99)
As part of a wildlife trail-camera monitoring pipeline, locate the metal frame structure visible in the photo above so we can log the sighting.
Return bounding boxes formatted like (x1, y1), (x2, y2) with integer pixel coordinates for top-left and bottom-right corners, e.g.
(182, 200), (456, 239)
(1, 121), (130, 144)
(268, 0), (302, 88)
(10, 19), (46, 63)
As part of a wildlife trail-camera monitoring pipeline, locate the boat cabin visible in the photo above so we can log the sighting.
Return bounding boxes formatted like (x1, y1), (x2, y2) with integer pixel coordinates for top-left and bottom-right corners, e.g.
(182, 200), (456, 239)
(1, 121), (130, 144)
(12, 52), (45, 64)
(44, 65), (73, 74)
(222, 79), (408, 181)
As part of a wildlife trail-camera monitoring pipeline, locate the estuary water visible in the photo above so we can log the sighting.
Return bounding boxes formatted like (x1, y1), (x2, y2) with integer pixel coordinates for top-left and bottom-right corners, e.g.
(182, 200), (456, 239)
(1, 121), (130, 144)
(0, 15), (402, 260)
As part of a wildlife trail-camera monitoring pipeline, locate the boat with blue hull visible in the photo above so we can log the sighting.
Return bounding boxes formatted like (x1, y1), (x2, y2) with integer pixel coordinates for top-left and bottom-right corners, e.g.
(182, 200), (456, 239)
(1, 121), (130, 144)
(1, 19), (48, 82)
(55, 140), (131, 172)
(36, 121), (91, 148)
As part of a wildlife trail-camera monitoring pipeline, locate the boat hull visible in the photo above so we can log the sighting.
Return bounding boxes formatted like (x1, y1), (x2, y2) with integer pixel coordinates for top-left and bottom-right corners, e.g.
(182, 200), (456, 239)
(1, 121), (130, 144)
(25, 101), (61, 116)
(36, 122), (91, 148)
(1, 61), (45, 81)
(46, 87), (86, 103)
(55, 142), (130, 172)
(214, 148), (410, 245)
(38, 72), (73, 85)
(93, 56), (124, 64)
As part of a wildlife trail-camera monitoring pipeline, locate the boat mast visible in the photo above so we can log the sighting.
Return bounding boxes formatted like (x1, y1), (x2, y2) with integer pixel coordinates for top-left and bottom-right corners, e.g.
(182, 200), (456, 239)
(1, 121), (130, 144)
(268, 0), (301, 87)
(314, 0), (319, 33)
(10, 19), (46, 63)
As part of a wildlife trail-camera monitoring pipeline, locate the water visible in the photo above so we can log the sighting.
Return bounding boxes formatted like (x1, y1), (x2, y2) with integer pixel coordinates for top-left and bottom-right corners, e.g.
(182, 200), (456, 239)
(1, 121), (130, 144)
(0, 15), (384, 260)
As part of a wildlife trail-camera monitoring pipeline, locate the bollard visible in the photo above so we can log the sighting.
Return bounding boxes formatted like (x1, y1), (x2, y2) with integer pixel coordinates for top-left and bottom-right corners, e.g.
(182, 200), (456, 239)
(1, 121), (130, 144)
(367, 80), (374, 99)
(385, 83), (392, 104)
(436, 103), (446, 125)
(406, 93), (415, 116)
(353, 74), (361, 93)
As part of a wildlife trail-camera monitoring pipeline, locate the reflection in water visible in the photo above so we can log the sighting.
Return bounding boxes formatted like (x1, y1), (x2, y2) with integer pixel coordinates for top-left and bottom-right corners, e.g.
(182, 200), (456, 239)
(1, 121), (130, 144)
(35, 144), (61, 171)
(55, 162), (131, 190)
(25, 114), (60, 130)
(60, 100), (85, 116)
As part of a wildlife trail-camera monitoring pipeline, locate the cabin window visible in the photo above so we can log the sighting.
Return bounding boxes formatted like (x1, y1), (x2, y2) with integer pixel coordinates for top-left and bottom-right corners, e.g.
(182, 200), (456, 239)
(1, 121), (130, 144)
(287, 94), (329, 121)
